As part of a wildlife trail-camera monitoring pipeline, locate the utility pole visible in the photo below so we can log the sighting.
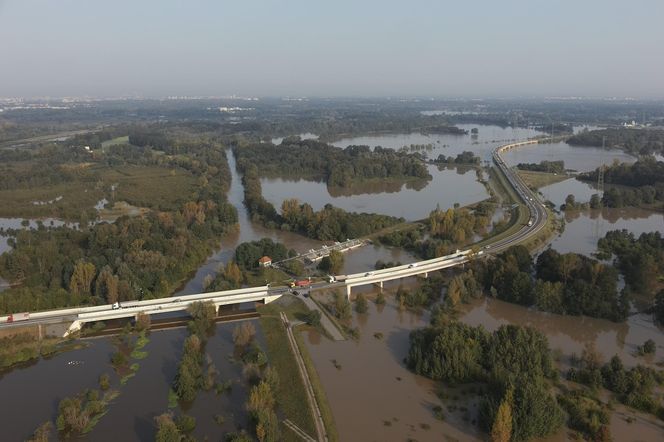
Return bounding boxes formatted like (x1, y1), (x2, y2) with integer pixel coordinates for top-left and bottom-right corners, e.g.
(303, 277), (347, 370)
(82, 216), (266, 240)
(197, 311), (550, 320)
(594, 136), (606, 240)
(597, 136), (606, 197)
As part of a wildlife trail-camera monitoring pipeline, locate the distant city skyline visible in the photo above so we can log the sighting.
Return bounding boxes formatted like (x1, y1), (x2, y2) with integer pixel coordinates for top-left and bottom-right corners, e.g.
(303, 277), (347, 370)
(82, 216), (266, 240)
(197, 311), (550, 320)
(1, 0), (663, 99)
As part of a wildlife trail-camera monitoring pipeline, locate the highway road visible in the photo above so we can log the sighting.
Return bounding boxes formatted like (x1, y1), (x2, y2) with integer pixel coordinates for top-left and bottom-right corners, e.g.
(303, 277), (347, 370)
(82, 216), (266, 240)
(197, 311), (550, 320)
(0, 139), (548, 331)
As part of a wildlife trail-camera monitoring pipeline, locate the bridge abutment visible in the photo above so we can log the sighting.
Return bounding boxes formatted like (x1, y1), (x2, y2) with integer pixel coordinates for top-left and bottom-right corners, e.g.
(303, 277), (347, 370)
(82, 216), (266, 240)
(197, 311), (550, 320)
(64, 320), (82, 338)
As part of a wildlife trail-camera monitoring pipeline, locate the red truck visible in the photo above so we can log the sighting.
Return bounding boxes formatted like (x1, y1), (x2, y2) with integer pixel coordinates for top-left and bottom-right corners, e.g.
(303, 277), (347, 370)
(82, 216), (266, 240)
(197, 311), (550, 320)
(290, 280), (311, 288)
(7, 312), (30, 323)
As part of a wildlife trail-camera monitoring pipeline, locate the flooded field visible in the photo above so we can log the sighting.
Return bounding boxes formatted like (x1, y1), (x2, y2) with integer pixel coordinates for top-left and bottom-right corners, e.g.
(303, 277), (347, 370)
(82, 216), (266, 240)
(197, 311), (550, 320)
(177, 149), (428, 295)
(458, 297), (663, 370)
(332, 124), (542, 162)
(0, 320), (263, 441)
(539, 178), (599, 208)
(548, 208), (664, 256)
(303, 281), (664, 442)
(501, 141), (635, 173)
(305, 284), (481, 442)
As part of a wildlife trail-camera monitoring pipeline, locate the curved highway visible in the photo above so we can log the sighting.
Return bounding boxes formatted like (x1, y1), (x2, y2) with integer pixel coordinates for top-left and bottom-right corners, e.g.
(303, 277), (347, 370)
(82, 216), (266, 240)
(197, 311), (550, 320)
(319, 139), (550, 296)
(0, 139), (549, 330)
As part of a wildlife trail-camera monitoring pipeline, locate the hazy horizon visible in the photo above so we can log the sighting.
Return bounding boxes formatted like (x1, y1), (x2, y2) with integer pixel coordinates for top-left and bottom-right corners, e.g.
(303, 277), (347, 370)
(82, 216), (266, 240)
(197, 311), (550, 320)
(1, 0), (663, 99)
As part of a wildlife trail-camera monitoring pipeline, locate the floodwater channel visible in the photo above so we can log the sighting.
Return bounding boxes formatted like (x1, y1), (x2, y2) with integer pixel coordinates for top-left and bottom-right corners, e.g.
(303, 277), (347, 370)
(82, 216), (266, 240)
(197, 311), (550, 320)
(0, 320), (264, 441)
(1, 131), (663, 441)
(304, 281), (664, 442)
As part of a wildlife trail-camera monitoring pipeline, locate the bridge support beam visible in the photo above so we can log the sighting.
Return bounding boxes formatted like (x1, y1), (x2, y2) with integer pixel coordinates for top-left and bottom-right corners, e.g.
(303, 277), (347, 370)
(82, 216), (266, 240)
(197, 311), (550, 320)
(346, 285), (352, 300)
(263, 294), (282, 304)
(64, 320), (82, 338)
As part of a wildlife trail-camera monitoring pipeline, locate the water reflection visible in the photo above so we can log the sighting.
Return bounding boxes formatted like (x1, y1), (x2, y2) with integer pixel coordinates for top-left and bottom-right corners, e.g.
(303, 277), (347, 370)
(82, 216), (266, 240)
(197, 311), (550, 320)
(539, 178), (598, 208)
(176, 150), (419, 294)
(260, 165), (489, 220)
(332, 124), (542, 163)
(549, 208), (664, 256)
(502, 141), (634, 173)
(304, 290), (480, 442)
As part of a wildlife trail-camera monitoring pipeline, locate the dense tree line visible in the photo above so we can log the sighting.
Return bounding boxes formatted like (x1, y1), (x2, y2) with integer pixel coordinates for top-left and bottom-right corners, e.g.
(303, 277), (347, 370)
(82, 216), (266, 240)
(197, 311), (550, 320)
(568, 346), (664, 420)
(379, 203), (494, 259)
(0, 199), (237, 313)
(654, 290), (664, 325)
(0, 134), (239, 313)
(468, 246), (627, 322)
(556, 389), (611, 441)
(578, 157), (664, 208)
(395, 277), (444, 309)
(233, 139), (430, 188)
(407, 322), (564, 441)
(238, 156), (405, 241)
(432, 151), (480, 165)
(429, 205), (490, 244)
(516, 160), (565, 174)
(172, 302), (219, 405)
(234, 238), (293, 270)
(279, 199), (404, 241)
(597, 230), (664, 296)
(568, 128), (664, 155)
(533, 248), (626, 321)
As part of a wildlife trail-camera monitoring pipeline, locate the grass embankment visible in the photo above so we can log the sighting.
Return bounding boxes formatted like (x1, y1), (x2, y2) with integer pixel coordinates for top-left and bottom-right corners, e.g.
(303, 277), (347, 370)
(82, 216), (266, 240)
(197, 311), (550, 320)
(471, 166), (529, 250)
(293, 330), (339, 442)
(258, 300), (338, 441)
(516, 170), (569, 190)
(521, 205), (562, 252)
(363, 220), (422, 241)
(243, 267), (293, 287)
(308, 291), (348, 340)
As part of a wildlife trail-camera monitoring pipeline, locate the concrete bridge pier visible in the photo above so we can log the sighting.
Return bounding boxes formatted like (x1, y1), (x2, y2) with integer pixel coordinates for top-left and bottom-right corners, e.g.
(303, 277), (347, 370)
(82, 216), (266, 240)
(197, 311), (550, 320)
(346, 284), (352, 300)
(64, 320), (82, 338)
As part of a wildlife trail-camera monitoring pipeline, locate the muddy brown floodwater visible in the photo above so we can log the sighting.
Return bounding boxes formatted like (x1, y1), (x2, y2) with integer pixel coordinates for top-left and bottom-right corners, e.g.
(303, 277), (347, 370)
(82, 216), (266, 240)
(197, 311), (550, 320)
(549, 208), (664, 256)
(304, 281), (482, 442)
(0, 320), (265, 441)
(303, 278), (664, 442)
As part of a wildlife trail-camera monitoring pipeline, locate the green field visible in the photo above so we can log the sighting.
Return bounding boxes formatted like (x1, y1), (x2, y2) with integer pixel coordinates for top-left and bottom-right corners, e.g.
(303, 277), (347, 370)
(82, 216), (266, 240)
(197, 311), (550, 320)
(516, 170), (569, 190)
(0, 182), (103, 220)
(259, 299), (339, 442)
(100, 136), (129, 150)
(97, 165), (198, 211)
(0, 164), (198, 221)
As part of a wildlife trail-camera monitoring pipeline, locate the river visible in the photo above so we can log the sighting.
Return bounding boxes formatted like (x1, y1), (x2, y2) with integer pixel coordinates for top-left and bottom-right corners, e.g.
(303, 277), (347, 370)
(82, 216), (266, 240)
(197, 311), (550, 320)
(1, 132), (662, 440)
(176, 149), (419, 294)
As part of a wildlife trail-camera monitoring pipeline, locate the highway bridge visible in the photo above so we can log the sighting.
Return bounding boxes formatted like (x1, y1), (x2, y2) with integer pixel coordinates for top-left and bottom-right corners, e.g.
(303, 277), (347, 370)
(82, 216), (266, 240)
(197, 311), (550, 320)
(336, 139), (548, 297)
(0, 140), (548, 335)
(0, 286), (278, 336)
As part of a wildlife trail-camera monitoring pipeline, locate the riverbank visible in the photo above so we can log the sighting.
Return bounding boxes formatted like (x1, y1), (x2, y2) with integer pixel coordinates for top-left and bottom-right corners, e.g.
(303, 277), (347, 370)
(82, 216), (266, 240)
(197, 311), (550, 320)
(258, 298), (338, 441)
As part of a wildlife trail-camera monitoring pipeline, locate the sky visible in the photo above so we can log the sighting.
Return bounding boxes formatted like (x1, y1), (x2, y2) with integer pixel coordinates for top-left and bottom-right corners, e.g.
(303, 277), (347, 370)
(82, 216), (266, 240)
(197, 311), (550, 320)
(1, 0), (663, 98)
